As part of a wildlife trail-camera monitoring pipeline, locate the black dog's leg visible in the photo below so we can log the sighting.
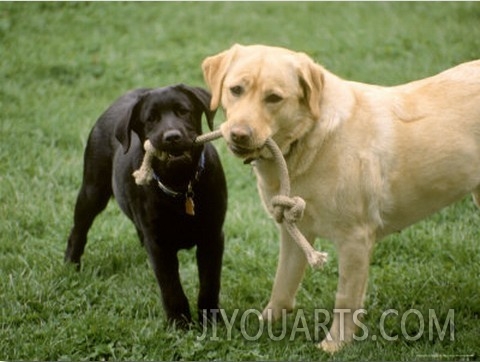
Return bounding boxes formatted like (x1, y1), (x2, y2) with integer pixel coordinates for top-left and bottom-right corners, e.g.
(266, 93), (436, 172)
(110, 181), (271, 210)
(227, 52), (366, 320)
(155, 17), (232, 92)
(65, 143), (113, 266)
(135, 226), (145, 245)
(65, 183), (112, 265)
(196, 232), (224, 323)
(145, 240), (192, 326)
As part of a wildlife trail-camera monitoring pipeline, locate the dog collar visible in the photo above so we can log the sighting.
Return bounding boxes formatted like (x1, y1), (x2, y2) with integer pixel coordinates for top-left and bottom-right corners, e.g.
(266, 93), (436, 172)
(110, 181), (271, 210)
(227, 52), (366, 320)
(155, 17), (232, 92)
(153, 148), (205, 199)
(153, 174), (184, 198)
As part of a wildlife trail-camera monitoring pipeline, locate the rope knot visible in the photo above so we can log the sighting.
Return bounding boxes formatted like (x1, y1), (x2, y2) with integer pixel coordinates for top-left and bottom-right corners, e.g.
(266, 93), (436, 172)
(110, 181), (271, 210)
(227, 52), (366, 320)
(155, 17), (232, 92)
(271, 195), (306, 223)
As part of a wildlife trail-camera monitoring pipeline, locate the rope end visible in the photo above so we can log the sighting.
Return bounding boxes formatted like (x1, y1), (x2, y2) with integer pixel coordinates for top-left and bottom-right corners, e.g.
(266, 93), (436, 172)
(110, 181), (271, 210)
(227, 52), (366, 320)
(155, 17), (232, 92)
(133, 168), (152, 185)
(132, 140), (156, 185)
(308, 251), (328, 269)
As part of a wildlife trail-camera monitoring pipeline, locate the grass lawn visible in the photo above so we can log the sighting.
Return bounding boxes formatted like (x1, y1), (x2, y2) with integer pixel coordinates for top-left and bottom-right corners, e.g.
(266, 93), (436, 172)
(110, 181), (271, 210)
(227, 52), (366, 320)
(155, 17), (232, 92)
(1, 2), (480, 361)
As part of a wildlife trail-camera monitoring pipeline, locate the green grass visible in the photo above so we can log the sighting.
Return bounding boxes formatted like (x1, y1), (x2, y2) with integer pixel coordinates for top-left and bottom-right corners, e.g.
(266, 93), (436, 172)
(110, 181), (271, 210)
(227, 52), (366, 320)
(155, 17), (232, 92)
(1, 2), (480, 361)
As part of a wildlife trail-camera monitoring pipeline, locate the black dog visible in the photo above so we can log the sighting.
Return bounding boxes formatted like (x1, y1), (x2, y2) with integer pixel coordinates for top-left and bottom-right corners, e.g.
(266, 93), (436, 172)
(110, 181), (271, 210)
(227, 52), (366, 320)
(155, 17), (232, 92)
(65, 84), (227, 326)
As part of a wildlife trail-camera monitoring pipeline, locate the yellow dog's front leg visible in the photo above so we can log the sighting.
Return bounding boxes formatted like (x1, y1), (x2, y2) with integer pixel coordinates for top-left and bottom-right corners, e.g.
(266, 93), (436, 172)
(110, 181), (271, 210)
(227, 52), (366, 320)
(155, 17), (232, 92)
(261, 226), (309, 321)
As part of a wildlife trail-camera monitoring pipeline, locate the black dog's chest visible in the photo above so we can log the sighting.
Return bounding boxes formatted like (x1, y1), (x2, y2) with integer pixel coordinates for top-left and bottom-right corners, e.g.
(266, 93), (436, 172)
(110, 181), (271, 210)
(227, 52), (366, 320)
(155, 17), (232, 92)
(127, 183), (202, 247)
(150, 203), (199, 247)
(112, 153), (197, 243)
(151, 189), (199, 228)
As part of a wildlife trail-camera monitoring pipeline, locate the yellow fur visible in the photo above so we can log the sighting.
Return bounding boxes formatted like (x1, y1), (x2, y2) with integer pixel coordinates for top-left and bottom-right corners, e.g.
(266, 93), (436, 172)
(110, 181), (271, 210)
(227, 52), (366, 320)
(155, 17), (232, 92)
(202, 44), (480, 352)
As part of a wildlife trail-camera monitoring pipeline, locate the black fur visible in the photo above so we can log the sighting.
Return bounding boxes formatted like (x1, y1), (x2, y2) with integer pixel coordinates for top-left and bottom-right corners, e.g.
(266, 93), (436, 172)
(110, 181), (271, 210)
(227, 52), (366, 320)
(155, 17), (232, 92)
(65, 84), (227, 326)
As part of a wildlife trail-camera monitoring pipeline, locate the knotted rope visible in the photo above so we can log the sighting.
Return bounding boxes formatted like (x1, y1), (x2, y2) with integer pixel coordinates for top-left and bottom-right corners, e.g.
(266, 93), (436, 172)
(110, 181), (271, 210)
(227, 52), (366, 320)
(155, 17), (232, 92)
(133, 130), (327, 269)
(263, 138), (328, 269)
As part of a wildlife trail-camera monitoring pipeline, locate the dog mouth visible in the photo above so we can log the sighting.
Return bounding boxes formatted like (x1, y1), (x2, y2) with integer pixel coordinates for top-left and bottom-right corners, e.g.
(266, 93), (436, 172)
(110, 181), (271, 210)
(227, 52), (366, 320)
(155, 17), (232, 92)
(156, 148), (189, 161)
(155, 149), (193, 164)
(147, 137), (195, 164)
(228, 143), (264, 161)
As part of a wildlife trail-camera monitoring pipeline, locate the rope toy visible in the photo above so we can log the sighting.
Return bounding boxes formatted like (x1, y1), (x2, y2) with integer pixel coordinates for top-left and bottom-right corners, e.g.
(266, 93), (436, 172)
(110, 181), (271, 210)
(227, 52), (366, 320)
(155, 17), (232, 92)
(133, 130), (328, 269)
(132, 140), (161, 185)
(264, 138), (328, 269)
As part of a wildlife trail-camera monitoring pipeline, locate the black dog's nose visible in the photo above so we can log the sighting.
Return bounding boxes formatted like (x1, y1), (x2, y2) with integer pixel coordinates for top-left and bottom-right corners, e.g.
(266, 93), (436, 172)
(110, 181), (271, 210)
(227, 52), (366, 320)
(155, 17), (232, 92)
(163, 129), (182, 143)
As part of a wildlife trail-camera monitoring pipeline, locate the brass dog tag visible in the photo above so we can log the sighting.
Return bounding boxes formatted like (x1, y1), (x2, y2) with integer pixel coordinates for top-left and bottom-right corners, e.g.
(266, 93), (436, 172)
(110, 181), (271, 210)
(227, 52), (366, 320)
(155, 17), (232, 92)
(185, 182), (195, 216)
(185, 196), (195, 216)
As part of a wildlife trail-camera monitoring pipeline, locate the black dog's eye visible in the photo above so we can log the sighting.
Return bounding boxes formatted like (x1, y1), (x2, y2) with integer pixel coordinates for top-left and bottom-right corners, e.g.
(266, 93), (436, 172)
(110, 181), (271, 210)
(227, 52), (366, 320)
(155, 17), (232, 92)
(265, 94), (283, 104)
(175, 107), (190, 117)
(230, 85), (244, 97)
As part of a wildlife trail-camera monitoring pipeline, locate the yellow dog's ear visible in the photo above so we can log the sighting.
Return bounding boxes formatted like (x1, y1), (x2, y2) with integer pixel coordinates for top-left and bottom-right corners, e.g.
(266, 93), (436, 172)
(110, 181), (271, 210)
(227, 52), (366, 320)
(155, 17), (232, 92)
(202, 44), (241, 111)
(295, 52), (324, 120)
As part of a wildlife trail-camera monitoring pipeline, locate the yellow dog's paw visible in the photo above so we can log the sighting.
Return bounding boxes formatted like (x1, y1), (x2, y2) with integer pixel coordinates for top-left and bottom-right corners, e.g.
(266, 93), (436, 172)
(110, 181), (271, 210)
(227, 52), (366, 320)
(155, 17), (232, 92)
(318, 339), (344, 354)
(260, 305), (293, 322)
(260, 307), (282, 322)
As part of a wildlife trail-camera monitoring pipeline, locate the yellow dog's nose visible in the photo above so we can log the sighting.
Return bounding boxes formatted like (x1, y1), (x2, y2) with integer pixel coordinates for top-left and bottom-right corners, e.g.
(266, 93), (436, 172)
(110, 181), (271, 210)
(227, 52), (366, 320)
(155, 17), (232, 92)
(230, 124), (252, 145)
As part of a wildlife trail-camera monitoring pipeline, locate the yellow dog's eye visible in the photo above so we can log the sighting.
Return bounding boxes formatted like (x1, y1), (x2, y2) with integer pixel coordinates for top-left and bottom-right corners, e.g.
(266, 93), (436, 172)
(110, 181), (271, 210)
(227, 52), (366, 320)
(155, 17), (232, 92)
(230, 85), (244, 96)
(265, 94), (283, 104)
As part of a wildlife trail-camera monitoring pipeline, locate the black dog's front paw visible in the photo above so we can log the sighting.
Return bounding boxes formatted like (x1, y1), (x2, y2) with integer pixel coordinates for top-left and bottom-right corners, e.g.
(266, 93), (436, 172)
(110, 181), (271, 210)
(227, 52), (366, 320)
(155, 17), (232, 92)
(167, 311), (193, 330)
(64, 251), (82, 271)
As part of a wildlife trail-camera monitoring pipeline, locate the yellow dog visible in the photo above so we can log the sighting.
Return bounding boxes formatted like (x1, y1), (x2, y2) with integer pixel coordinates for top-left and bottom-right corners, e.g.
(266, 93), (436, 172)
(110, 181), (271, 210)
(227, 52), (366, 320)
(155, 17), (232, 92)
(202, 44), (480, 352)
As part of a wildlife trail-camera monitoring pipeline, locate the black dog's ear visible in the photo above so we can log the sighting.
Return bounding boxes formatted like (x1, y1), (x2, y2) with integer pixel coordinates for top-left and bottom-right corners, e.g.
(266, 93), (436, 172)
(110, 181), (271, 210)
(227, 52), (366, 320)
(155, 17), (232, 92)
(176, 84), (217, 131)
(114, 91), (146, 153)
